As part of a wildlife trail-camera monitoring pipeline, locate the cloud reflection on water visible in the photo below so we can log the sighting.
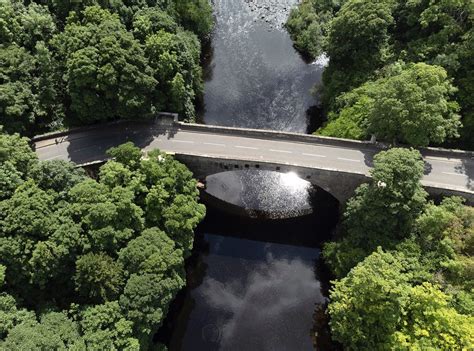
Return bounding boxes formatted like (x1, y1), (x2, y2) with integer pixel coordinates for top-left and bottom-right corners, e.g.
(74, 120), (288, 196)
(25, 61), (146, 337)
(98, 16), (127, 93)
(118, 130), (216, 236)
(200, 254), (325, 350)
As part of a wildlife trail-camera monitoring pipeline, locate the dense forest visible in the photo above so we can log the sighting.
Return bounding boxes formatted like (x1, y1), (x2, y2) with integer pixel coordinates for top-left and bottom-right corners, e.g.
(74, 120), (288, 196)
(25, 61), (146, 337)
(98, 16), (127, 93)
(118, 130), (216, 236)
(287, 1), (474, 348)
(322, 148), (473, 349)
(0, 135), (205, 349)
(286, 0), (473, 149)
(1, 0), (473, 349)
(0, 0), (213, 136)
(0, 0), (211, 348)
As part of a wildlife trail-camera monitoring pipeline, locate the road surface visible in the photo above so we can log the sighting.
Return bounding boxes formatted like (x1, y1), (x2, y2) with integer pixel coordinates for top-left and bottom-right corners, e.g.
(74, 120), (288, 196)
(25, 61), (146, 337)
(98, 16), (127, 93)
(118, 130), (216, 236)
(34, 121), (474, 197)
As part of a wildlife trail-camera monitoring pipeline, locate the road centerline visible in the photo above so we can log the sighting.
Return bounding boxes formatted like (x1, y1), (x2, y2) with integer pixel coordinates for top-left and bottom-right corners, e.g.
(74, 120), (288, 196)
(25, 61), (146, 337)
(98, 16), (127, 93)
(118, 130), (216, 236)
(442, 171), (465, 177)
(204, 142), (226, 147)
(172, 140), (194, 144)
(235, 145), (258, 150)
(302, 153), (326, 158)
(338, 157), (360, 163)
(269, 149), (292, 154)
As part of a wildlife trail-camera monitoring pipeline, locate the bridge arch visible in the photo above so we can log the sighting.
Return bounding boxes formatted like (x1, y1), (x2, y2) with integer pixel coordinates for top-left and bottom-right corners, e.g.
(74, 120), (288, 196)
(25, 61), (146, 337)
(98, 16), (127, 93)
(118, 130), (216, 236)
(173, 153), (371, 205)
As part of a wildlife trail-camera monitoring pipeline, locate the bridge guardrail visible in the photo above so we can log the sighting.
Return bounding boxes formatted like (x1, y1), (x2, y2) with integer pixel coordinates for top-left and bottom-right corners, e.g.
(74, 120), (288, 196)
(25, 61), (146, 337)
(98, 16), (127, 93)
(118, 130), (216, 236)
(175, 122), (381, 150)
(176, 122), (474, 159)
(31, 116), (473, 159)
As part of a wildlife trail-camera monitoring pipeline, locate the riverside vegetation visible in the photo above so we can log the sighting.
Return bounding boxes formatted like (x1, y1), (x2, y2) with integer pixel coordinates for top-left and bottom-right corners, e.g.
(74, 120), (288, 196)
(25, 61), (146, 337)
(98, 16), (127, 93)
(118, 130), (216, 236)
(286, 0), (473, 149)
(286, 0), (474, 350)
(0, 135), (205, 349)
(324, 148), (473, 349)
(287, 1), (474, 348)
(0, 1), (211, 347)
(0, 0), (213, 135)
(1, 0), (473, 349)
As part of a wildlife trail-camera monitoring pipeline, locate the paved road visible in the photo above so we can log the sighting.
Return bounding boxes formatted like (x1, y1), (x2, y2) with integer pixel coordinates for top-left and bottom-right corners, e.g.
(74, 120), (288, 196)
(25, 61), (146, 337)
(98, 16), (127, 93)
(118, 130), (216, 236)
(34, 121), (474, 196)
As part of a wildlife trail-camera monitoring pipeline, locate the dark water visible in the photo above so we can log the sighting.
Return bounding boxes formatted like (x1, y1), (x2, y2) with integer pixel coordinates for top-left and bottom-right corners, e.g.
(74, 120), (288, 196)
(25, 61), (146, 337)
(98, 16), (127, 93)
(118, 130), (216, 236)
(161, 0), (336, 349)
(200, 0), (325, 132)
(205, 170), (316, 218)
(198, 0), (327, 217)
(160, 204), (338, 351)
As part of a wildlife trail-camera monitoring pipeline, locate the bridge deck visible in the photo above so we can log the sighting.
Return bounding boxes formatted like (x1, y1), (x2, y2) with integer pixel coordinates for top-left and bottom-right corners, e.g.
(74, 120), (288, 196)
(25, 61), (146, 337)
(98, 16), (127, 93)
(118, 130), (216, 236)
(34, 120), (474, 200)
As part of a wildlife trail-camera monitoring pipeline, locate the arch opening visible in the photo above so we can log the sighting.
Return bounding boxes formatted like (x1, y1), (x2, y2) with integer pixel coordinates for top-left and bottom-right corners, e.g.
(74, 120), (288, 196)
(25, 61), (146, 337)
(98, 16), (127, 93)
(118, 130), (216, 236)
(199, 169), (339, 219)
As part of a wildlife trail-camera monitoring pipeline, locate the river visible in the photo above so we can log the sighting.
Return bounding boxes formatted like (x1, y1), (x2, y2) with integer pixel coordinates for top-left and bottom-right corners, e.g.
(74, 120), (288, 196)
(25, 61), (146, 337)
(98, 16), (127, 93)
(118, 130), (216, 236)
(159, 0), (337, 349)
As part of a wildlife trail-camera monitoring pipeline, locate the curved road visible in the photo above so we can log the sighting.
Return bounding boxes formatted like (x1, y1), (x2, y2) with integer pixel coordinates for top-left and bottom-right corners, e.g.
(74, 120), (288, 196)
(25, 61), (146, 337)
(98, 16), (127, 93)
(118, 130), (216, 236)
(34, 120), (474, 202)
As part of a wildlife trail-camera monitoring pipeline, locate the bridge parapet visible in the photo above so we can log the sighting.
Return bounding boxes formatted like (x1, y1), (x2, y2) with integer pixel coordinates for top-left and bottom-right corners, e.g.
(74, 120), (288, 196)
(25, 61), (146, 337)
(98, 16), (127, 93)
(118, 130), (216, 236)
(176, 122), (474, 160)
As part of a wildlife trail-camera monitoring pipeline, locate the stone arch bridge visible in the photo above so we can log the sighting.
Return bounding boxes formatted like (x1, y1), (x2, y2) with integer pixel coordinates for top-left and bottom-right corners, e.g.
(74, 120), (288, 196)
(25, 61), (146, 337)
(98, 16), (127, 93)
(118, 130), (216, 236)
(33, 117), (474, 205)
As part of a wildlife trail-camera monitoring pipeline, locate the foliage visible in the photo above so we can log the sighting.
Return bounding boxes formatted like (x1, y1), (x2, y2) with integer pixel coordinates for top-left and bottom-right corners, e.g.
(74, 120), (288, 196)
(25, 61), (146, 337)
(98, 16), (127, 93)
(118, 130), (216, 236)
(74, 252), (125, 303)
(320, 63), (461, 146)
(0, 312), (85, 350)
(329, 249), (474, 349)
(53, 6), (157, 124)
(321, 0), (396, 107)
(0, 137), (204, 348)
(1, 0), (213, 134)
(323, 147), (473, 349)
(323, 148), (427, 276)
(285, 0), (337, 59)
(289, 0), (473, 148)
(80, 301), (139, 350)
(142, 27), (203, 120)
(30, 160), (86, 195)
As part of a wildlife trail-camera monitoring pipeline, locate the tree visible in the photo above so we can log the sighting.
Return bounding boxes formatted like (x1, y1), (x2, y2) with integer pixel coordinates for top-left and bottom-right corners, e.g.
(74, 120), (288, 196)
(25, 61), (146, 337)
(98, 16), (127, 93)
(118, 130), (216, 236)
(106, 142), (142, 170)
(319, 62), (461, 146)
(0, 1), (56, 50)
(74, 252), (125, 303)
(329, 249), (409, 349)
(142, 29), (202, 120)
(0, 293), (35, 339)
(0, 140), (204, 348)
(30, 159), (86, 195)
(394, 283), (474, 349)
(285, 0), (339, 59)
(172, 0), (213, 39)
(0, 2), (62, 134)
(0, 311), (85, 350)
(0, 162), (23, 200)
(80, 302), (139, 350)
(323, 148), (427, 276)
(0, 45), (38, 134)
(53, 6), (156, 124)
(321, 0), (396, 107)
(0, 132), (37, 176)
(1, 180), (58, 239)
(329, 249), (474, 350)
(118, 228), (185, 342)
(120, 273), (184, 342)
(317, 86), (374, 140)
(132, 7), (178, 41)
(162, 194), (206, 256)
(368, 63), (461, 146)
(118, 227), (184, 276)
(65, 179), (144, 252)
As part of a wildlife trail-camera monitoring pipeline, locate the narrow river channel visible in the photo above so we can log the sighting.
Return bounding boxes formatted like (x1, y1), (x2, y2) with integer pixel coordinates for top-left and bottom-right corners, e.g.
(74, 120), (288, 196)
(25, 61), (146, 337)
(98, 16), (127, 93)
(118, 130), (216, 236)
(158, 0), (338, 349)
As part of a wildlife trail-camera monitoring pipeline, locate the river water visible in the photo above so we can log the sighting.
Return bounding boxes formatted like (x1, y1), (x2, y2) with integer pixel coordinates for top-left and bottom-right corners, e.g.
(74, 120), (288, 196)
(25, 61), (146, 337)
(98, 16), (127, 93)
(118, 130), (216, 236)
(161, 0), (337, 349)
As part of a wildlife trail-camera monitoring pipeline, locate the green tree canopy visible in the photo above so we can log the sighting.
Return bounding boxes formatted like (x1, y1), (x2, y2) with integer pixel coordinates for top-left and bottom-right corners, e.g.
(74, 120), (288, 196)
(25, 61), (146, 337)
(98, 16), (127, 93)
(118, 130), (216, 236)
(329, 249), (474, 349)
(0, 139), (204, 348)
(319, 63), (461, 146)
(74, 252), (125, 303)
(53, 6), (157, 124)
(323, 148), (427, 276)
